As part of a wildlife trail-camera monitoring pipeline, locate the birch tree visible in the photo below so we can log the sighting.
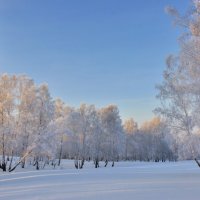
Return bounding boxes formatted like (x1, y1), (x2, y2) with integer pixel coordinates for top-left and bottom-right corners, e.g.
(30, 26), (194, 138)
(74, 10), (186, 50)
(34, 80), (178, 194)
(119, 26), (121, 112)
(156, 0), (200, 160)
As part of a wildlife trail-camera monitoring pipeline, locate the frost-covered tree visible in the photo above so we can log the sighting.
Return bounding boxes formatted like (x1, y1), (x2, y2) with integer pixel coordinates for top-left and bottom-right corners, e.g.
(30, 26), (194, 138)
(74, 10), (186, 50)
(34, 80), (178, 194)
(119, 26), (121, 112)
(53, 99), (73, 166)
(140, 118), (173, 162)
(58, 106), (84, 169)
(99, 105), (124, 167)
(86, 106), (103, 168)
(156, 0), (200, 160)
(15, 76), (38, 169)
(0, 74), (17, 171)
(70, 104), (102, 169)
(123, 118), (138, 160)
(31, 84), (55, 170)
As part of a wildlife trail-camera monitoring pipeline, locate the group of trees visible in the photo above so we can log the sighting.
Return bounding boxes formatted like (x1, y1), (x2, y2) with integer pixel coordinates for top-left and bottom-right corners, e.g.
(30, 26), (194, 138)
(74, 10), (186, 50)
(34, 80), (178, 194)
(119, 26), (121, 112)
(0, 75), (55, 171)
(124, 118), (176, 162)
(0, 74), (176, 172)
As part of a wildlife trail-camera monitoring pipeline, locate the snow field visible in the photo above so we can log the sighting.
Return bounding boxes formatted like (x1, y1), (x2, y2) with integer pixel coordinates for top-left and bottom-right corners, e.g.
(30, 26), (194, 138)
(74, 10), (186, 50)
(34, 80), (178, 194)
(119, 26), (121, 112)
(0, 160), (200, 200)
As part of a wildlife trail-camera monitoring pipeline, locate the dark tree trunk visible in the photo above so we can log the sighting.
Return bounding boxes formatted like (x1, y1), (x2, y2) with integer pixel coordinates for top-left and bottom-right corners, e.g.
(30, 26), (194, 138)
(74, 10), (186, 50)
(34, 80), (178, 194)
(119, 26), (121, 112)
(195, 158), (200, 167)
(94, 158), (99, 168)
(74, 159), (84, 169)
(104, 160), (108, 167)
(9, 151), (32, 172)
(112, 161), (115, 167)
(74, 160), (78, 169)
(36, 160), (39, 170)
(9, 151), (14, 171)
(79, 159), (84, 169)
(58, 136), (63, 166)
(1, 162), (6, 172)
(21, 159), (25, 168)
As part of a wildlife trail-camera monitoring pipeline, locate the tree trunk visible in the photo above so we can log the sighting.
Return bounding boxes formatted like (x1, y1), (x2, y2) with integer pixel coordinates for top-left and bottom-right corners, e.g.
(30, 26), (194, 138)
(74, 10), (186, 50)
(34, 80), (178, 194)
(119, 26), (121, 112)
(9, 150), (32, 172)
(36, 160), (39, 170)
(79, 159), (84, 169)
(94, 158), (99, 168)
(104, 160), (108, 167)
(1, 133), (6, 171)
(21, 159), (25, 168)
(8, 151), (14, 171)
(74, 160), (79, 169)
(195, 158), (200, 167)
(58, 136), (63, 166)
(1, 162), (6, 172)
(112, 161), (115, 167)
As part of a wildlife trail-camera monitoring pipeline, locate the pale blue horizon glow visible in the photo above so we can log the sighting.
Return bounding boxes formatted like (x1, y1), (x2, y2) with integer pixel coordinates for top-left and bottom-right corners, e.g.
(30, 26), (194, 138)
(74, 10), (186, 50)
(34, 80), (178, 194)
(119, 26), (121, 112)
(0, 0), (189, 125)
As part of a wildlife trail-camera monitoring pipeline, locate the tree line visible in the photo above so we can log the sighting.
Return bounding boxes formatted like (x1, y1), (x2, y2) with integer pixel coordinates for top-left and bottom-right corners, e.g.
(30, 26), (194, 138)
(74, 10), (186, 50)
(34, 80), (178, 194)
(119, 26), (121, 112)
(0, 74), (176, 172)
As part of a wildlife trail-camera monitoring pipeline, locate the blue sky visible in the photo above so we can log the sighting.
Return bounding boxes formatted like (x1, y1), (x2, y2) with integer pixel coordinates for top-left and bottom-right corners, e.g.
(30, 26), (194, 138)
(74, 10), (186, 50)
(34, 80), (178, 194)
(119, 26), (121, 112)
(0, 0), (189, 125)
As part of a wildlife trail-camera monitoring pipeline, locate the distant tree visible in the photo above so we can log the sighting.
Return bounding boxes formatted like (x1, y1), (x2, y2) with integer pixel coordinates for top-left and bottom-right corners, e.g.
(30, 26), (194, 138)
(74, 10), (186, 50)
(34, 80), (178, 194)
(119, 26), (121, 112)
(0, 74), (17, 171)
(99, 105), (124, 167)
(54, 99), (71, 166)
(123, 118), (138, 160)
(31, 84), (55, 170)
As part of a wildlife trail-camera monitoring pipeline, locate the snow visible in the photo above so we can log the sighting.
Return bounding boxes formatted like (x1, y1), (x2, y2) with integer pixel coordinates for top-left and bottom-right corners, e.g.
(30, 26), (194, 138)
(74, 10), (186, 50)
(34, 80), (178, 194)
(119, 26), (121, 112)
(0, 161), (200, 200)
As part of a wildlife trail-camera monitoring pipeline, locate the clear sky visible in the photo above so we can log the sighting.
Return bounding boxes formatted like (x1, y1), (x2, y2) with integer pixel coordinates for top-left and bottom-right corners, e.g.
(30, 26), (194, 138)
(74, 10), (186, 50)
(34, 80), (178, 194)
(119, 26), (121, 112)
(0, 0), (189, 125)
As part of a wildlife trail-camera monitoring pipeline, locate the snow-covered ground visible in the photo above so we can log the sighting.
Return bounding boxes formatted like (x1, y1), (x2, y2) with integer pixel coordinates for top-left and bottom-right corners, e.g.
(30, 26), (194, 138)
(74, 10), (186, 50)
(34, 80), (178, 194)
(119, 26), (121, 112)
(0, 160), (200, 200)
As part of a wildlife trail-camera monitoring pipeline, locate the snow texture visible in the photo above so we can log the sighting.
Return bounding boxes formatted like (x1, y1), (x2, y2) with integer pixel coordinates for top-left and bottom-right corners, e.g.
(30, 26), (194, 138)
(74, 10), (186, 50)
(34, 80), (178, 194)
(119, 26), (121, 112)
(0, 160), (200, 200)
